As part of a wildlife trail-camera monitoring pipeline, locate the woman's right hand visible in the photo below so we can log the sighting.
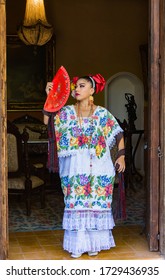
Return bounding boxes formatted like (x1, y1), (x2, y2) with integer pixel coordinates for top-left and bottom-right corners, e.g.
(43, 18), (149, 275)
(45, 82), (53, 95)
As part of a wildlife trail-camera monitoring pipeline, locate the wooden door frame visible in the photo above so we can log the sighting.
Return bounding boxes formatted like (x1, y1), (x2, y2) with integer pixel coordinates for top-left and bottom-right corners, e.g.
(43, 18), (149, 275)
(146, 0), (160, 251)
(147, 0), (165, 255)
(0, 0), (8, 260)
(159, 0), (165, 256)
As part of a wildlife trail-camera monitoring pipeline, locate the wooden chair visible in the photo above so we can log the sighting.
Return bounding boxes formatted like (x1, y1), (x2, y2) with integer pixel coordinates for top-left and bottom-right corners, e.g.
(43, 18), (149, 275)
(7, 120), (45, 216)
(12, 114), (47, 140)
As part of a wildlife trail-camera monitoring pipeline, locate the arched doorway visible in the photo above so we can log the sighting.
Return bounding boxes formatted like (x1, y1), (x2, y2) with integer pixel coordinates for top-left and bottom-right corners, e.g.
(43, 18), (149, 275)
(105, 72), (144, 173)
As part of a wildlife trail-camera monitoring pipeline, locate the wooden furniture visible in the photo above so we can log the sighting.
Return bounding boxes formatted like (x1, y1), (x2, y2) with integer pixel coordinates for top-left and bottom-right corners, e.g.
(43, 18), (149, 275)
(13, 113), (48, 172)
(12, 114), (48, 140)
(12, 114), (60, 190)
(27, 139), (48, 154)
(7, 120), (45, 216)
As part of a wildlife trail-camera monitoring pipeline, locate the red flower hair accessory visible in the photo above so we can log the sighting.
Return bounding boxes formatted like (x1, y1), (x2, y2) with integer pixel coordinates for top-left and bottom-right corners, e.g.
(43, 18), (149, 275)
(70, 73), (106, 98)
(90, 74), (106, 93)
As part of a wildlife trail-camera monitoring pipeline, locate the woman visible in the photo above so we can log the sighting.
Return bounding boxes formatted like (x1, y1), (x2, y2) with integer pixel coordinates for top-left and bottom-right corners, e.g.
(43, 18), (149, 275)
(44, 73), (125, 258)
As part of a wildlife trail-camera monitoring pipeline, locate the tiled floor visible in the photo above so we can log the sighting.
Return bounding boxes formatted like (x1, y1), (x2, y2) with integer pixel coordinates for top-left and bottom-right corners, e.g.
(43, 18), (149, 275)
(8, 225), (164, 260)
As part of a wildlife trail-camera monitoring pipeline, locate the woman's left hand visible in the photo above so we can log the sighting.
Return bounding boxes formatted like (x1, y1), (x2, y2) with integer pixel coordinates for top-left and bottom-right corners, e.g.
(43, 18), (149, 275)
(45, 82), (53, 95)
(115, 155), (125, 173)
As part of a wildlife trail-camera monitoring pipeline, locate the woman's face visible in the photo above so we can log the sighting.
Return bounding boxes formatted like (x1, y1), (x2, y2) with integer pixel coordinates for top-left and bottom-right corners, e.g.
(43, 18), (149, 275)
(75, 78), (94, 102)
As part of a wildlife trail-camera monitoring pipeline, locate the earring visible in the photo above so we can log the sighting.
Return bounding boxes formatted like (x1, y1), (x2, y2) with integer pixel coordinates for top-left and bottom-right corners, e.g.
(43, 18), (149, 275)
(89, 95), (94, 106)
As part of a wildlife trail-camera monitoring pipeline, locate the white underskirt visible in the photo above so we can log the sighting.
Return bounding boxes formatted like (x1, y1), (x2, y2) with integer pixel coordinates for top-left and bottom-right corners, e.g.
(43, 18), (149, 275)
(63, 229), (115, 255)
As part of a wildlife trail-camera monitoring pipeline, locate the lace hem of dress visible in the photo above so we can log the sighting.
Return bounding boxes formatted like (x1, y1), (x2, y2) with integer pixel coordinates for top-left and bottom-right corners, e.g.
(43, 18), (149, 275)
(62, 209), (115, 230)
(63, 229), (116, 254)
(58, 150), (77, 158)
(108, 127), (123, 149)
(58, 147), (96, 158)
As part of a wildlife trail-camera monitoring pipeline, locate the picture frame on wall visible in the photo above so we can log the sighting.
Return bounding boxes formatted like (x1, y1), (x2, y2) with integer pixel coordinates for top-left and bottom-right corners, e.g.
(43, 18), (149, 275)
(7, 35), (56, 111)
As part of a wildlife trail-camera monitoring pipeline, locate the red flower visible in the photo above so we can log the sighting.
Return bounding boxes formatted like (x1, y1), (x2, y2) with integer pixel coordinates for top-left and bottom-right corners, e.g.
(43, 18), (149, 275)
(98, 136), (106, 147)
(78, 135), (88, 146)
(84, 183), (92, 196)
(107, 119), (114, 127)
(105, 184), (113, 197)
(72, 76), (79, 86)
(92, 74), (106, 93)
(67, 185), (71, 196)
(82, 136), (89, 144)
(56, 131), (62, 141)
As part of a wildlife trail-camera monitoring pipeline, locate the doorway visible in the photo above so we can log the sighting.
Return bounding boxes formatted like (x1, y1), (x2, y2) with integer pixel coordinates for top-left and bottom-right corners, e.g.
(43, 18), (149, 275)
(1, 0), (165, 259)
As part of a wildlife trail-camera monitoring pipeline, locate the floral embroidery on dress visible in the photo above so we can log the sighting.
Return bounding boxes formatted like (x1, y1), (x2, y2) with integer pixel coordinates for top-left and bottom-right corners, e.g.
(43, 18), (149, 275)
(95, 175), (114, 200)
(55, 105), (122, 159)
(61, 173), (115, 210)
(74, 174), (94, 199)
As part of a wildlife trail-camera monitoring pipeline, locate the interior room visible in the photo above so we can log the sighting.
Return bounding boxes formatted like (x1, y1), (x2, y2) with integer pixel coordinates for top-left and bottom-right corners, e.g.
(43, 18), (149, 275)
(5, 0), (164, 260)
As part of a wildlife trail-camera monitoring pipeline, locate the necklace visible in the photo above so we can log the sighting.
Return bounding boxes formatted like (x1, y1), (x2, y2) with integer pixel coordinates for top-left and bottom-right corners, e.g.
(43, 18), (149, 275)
(76, 102), (94, 127)
(75, 102), (94, 177)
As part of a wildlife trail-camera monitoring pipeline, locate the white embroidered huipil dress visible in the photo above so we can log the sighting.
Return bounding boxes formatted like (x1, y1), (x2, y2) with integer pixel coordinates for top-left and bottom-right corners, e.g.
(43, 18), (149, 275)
(54, 105), (123, 255)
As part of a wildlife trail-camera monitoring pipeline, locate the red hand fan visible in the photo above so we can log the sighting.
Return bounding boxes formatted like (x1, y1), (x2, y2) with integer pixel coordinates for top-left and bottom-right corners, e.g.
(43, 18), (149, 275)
(44, 66), (70, 112)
